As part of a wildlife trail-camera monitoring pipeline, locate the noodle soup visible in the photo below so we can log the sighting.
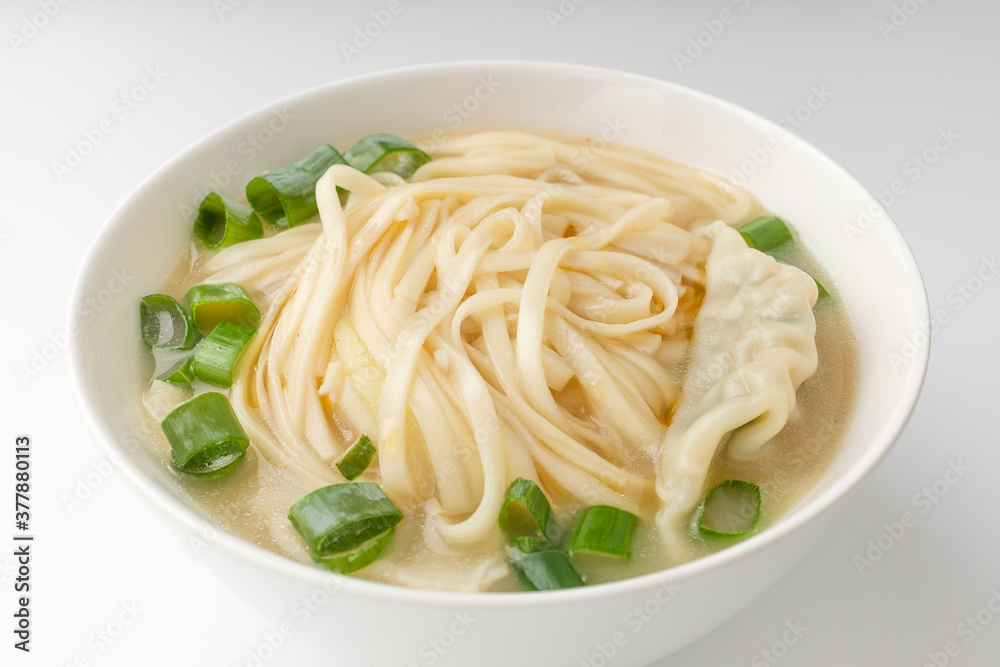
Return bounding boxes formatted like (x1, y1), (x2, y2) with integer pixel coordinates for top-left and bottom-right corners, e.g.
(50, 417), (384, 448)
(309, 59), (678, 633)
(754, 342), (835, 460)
(139, 130), (857, 591)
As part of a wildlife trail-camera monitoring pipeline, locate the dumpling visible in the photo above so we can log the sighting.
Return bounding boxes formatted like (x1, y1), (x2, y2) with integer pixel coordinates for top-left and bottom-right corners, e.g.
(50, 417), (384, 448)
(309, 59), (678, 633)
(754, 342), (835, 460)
(655, 220), (819, 550)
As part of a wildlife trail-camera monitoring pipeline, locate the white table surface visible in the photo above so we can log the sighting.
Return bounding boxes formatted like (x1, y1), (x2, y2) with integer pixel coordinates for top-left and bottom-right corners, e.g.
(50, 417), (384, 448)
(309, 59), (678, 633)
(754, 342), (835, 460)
(3, 1), (998, 665)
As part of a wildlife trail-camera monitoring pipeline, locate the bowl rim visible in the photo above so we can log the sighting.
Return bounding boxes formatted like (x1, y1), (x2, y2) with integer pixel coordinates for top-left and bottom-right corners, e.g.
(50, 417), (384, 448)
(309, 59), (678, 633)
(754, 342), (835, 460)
(67, 58), (930, 608)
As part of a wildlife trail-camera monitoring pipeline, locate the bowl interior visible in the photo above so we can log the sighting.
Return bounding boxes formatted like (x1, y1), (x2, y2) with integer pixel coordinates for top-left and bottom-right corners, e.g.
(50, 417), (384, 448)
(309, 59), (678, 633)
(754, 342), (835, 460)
(68, 61), (928, 601)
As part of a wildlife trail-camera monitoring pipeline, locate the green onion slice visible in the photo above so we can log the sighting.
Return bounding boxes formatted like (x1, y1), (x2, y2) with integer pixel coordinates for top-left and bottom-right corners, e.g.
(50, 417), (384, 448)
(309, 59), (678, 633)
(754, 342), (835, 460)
(246, 145), (346, 228)
(312, 527), (395, 575)
(157, 356), (194, 387)
(185, 283), (260, 335)
(161, 392), (249, 476)
(511, 536), (553, 554)
(775, 257), (829, 298)
(139, 294), (200, 350)
(336, 434), (376, 481)
(509, 549), (585, 591)
(344, 134), (431, 179)
(192, 321), (255, 388)
(289, 482), (403, 555)
(737, 215), (793, 252)
(193, 192), (263, 248)
(567, 505), (639, 560)
(499, 478), (553, 542)
(695, 480), (762, 538)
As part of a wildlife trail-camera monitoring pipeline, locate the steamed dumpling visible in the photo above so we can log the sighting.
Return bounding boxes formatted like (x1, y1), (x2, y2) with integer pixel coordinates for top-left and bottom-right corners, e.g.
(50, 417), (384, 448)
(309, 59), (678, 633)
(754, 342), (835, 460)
(655, 220), (819, 549)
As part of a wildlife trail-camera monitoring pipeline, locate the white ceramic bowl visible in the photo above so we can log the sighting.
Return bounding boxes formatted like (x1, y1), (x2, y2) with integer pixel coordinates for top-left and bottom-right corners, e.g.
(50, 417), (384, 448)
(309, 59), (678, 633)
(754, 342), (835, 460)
(68, 61), (929, 666)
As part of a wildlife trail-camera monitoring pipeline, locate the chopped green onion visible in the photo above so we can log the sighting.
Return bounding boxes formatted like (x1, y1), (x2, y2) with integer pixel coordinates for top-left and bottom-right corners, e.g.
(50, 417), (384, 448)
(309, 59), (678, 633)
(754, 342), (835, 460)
(499, 478), (553, 543)
(192, 321), (255, 388)
(511, 536), (552, 554)
(312, 527), (395, 574)
(815, 277), (829, 298)
(336, 434), (376, 481)
(774, 257), (829, 298)
(139, 294), (200, 350)
(157, 356), (194, 387)
(161, 392), (249, 476)
(289, 482), (403, 555)
(246, 145), (346, 228)
(185, 283), (260, 335)
(695, 480), (762, 538)
(193, 192), (263, 248)
(737, 216), (793, 252)
(567, 505), (639, 560)
(509, 549), (585, 591)
(344, 133), (431, 179)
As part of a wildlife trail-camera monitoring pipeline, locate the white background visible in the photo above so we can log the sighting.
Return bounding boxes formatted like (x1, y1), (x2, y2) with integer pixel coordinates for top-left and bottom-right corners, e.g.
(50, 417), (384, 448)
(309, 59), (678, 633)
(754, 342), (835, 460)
(2, 1), (998, 665)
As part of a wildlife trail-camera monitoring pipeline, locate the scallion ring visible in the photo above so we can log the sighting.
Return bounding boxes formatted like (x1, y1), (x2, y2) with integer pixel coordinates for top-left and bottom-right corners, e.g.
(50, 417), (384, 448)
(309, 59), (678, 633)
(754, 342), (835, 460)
(736, 215), (793, 252)
(695, 480), (762, 538)
(510, 536), (552, 554)
(344, 133), (431, 179)
(157, 356), (194, 387)
(499, 478), (553, 543)
(193, 192), (262, 248)
(288, 482), (403, 555)
(185, 283), (260, 335)
(192, 321), (255, 388)
(139, 294), (200, 350)
(336, 434), (376, 481)
(312, 527), (396, 575)
(246, 144), (346, 228)
(567, 505), (639, 560)
(508, 549), (585, 591)
(161, 392), (249, 476)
